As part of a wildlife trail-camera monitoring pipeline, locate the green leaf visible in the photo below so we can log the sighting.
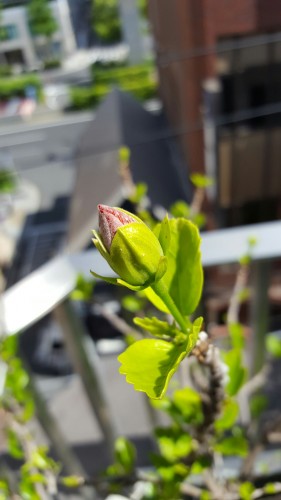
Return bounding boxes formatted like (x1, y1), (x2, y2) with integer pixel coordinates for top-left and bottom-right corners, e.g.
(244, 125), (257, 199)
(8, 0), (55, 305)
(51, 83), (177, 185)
(0, 335), (18, 361)
(129, 182), (148, 204)
(223, 349), (247, 396)
(190, 173), (213, 188)
(155, 427), (194, 462)
(266, 334), (281, 358)
(61, 476), (84, 488)
(215, 399), (239, 431)
(7, 430), (24, 459)
(169, 200), (190, 219)
(70, 273), (95, 302)
(192, 212), (206, 229)
(172, 387), (203, 424)
(152, 218), (203, 316)
(239, 482), (255, 500)
(119, 146), (130, 162)
(155, 215), (171, 255)
(250, 394), (268, 419)
(118, 338), (189, 399)
(122, 295), (145, 312)
(190, 456), (212, 474)
(229, 323), (245, 349)
(114, 437), (136, 473)
(134, 316), (184, 341)
(214, 431), (248, 457)
(264, 483), (278, 495)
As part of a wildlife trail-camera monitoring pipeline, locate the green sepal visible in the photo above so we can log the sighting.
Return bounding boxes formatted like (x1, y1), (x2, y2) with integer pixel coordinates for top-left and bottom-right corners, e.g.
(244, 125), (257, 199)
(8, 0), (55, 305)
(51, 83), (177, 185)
(116, 279), (149, 291)
(90, 270), (119, 285)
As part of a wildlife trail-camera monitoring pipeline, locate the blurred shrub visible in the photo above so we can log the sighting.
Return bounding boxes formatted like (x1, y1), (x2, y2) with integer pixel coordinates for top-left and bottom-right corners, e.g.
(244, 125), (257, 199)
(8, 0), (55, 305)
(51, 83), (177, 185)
(0, 74), (42, 100)
(91, 61), (154, 83)
(70, 63), (157, 110)
(0, 65), (12, 77)
(43, 58), (61, 70)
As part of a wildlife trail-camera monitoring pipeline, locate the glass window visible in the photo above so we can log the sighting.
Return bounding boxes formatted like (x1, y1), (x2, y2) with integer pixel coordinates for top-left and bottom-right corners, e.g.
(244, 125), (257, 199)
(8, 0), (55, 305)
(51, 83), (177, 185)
(0, 24), (19, 41)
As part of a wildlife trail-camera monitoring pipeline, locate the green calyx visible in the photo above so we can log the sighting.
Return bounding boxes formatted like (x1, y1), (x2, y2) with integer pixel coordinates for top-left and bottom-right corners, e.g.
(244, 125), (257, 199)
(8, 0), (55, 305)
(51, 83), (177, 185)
(92, 221), (167, 289)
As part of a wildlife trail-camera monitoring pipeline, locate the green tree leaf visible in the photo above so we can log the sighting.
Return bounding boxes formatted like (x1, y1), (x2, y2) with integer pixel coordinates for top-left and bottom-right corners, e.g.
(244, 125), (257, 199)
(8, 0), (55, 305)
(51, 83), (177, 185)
(134, 316), (184, 341)
(114, 437), (136, 473)
(172, 387), (203, 424)
(239, 482), (255, 500)
(223, 349), (247, 396)
(169, 200), (190, 219)
(7, 429), (24, 459)
(155, 427), (194, 462)
(229, 323), (245, 349)
(250, 394), (268, 419)
(146, 218), (203, 316)
(118, 338), (189, 399)
(266, 334), (281, 358)
(70, 274), (95, 302)
(61, 476), (84, 488)
(214, 431), (248, 457)
(215, 399), (239, 431)
(190, 173), (213, 188)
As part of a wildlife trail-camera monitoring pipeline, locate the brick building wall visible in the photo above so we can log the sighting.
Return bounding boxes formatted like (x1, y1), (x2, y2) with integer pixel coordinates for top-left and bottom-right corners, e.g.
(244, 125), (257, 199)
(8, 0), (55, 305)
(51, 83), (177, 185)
(149, 0), (281, 175)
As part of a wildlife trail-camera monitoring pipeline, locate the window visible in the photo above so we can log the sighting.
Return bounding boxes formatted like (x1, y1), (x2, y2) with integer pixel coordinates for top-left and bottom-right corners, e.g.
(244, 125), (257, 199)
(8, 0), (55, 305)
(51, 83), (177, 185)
(0, 24), (19, 41)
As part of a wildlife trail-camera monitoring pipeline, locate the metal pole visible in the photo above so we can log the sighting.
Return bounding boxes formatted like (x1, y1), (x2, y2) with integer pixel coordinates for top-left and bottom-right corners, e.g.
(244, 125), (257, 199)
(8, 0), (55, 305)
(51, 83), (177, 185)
(249, 260), (270, 376)
(53, 299), (117, 461)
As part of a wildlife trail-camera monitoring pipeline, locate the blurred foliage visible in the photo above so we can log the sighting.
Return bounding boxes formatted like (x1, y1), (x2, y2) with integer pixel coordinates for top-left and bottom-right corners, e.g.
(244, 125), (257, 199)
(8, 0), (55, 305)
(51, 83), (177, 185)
(0, 169), (16, 193)
(92, 0), (122, 43)
(70, 62), (157, 110)
(0, 74), (42, 100)
(28, 0), (57, 38)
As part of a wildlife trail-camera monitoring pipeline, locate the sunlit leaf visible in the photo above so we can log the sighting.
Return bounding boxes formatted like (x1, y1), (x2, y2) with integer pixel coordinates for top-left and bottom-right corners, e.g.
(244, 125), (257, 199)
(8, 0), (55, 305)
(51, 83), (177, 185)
(229, 323), (245, 349)
(145, 219), (203, 316)
(215, 399), (239, 431)
(61, 476), (84, 488)
(169, 200), (190, 219)
(118, 338), (189, 399)
(266, 334), (281, 358)
(214, 431), (248, 457)
(114, 437), (136, 473)
(190, 173), (213, 188)
(223, 349), (247, 396)
(239, 482), (255, 500)
(7, 429), (24, 459)
(134, 316), (184, 340)
(155, 427), (194, 462)
(172, 387), (203, 425)
(122, 294), (145, 312)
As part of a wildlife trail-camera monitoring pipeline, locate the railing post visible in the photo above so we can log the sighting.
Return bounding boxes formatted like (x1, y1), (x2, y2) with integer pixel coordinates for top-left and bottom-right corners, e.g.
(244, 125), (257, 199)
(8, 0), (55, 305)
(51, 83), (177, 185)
(53, 299), (117, 462)
(249, 260), (270, 376)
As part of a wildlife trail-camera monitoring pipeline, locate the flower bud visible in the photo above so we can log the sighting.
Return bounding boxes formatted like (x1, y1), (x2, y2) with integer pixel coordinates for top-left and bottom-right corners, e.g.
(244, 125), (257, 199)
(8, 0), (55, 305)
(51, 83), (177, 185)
(92, 205), (166, 288)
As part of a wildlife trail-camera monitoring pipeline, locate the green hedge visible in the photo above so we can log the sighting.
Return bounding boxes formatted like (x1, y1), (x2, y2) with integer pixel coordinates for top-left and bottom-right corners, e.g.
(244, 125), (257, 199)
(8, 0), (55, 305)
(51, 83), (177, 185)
(69, 78), (158, 110)
(0, 75), (42, 100)
(91, 62), (154, 85)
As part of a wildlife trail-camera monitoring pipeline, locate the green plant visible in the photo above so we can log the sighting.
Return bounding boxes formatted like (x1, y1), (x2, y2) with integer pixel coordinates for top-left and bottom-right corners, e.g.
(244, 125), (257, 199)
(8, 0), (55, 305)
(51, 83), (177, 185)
(92, 0), (122, 43)
(0, 74), (42, 100)
(87, 203), (281, 499)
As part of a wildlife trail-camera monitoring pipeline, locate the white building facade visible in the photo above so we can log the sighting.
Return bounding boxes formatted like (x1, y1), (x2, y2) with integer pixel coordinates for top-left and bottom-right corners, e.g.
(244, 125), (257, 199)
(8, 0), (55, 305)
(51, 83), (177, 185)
(0, 0), (76, 70)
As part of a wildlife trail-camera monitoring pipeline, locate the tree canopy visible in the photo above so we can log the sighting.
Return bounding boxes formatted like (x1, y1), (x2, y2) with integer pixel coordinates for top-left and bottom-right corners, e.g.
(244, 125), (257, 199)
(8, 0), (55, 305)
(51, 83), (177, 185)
(28, 0), (57, 38)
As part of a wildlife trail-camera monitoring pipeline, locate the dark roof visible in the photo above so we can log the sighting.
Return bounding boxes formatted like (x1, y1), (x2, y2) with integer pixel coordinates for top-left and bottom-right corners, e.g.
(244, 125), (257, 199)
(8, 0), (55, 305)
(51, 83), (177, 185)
(67, 88), (191, 251)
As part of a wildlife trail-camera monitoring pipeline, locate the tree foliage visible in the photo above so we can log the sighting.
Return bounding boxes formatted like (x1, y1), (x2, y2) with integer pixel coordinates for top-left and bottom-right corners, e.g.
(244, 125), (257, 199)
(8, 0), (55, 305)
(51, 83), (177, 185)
(92, 0), (122, 43)
(27, 0), (57, 39)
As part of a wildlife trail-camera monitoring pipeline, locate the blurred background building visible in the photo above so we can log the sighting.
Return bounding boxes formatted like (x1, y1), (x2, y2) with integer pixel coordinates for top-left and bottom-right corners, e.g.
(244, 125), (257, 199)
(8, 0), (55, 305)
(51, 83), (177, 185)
(0, 0), (76, 70)
(148, 0), (281, 226)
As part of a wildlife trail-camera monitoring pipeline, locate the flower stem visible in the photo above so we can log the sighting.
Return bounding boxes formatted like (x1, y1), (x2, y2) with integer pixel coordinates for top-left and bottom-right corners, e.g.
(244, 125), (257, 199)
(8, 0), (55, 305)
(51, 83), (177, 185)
(151, 280), (188, 334)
